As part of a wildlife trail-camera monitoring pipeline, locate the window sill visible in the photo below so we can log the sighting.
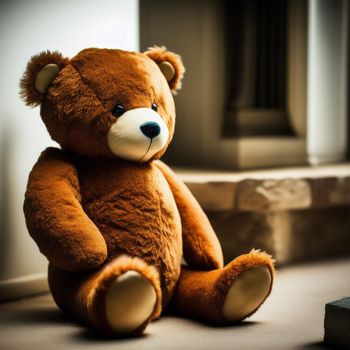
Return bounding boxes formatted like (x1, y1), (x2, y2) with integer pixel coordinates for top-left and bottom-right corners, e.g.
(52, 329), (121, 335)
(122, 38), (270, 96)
(177, 163), (350, 265)
(177, 163), (350, 212)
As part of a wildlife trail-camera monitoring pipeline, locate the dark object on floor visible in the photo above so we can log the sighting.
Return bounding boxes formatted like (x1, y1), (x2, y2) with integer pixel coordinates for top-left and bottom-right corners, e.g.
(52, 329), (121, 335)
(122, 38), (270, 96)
(324, 296), (350, 348)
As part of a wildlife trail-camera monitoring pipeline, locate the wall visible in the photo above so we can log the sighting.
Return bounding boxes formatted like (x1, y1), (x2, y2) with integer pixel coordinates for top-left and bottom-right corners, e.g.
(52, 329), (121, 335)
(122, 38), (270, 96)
(307, 0), (349, 165)
(0, 0), (139, 299)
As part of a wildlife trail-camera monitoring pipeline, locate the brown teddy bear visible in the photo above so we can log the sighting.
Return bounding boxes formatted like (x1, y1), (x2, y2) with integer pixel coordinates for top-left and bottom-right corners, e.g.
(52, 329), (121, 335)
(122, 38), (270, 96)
(20, 47), (275, 336)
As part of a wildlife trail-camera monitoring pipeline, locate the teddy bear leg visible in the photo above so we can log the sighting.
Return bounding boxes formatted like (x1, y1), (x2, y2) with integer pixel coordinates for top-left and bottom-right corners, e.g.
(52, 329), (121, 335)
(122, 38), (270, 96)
(48, 255), (162, 336)
(171, 250), (275, 324)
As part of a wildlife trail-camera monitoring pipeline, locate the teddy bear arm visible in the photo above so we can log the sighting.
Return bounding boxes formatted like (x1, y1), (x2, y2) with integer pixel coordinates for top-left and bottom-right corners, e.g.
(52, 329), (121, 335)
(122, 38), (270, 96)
(24, 147), (107, 271)
(154, 160), (224, 270)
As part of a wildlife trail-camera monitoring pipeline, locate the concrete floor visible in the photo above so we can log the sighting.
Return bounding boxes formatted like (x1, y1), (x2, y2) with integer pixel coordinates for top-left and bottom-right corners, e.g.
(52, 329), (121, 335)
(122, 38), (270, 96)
(1, 257), (349, 350)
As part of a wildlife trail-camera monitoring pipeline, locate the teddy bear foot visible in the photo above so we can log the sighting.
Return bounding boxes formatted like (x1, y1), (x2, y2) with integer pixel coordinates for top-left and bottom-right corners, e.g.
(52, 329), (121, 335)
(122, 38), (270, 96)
(222, 265), (271, 322)
(104, 270), (157, 334)
(86, 255), (162, 336)
(169, 250), (274, 324)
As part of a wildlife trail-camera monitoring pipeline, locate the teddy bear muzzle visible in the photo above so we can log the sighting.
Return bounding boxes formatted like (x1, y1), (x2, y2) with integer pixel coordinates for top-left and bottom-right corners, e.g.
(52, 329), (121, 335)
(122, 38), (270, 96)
(107, 107), (169, 162)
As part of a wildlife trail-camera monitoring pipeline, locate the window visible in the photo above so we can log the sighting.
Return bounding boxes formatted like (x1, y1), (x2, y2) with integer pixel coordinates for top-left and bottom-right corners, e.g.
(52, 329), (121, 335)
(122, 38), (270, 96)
(224, 0), (291, 137)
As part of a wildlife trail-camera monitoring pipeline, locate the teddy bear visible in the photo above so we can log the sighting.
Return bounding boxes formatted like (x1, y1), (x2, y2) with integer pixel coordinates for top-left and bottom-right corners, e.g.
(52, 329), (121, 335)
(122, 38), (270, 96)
(20, 46), (275, 336)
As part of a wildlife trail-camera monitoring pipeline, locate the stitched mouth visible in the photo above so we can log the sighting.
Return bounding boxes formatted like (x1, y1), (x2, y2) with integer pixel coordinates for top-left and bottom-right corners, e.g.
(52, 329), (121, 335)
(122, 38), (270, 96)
(139, 139), (153, 161)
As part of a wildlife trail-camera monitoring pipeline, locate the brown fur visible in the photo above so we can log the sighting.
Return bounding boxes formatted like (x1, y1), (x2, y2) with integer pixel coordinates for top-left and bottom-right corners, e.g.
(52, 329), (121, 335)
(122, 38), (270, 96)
(74, 154), (183, 307)
(155, 160), (224, 270)
(24, 148), (107, 271)
(21, 47), (275, 336)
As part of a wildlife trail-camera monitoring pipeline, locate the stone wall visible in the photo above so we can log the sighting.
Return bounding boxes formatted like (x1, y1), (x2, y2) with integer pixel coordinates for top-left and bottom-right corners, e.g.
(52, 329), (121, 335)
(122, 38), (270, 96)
(179, 164), (350, 265)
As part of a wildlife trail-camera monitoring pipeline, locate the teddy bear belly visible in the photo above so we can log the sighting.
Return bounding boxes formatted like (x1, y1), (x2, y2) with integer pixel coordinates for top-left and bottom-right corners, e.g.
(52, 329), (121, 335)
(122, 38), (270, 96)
(79, 165), (182, 306)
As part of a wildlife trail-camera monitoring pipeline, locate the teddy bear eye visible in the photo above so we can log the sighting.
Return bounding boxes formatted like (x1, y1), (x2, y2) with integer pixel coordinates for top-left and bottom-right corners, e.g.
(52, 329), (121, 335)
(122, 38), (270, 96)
(111, 104), (125, 117)
(151, 103), (158, 112)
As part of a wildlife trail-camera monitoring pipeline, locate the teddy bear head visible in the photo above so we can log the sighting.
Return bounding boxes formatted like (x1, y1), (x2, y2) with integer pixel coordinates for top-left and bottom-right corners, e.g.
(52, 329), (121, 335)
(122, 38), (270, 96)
(20, 47), (184, 162)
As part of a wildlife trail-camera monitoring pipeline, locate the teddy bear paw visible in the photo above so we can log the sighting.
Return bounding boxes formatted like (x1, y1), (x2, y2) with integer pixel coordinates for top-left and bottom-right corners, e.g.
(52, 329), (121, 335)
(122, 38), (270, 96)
(222, 266), (272, 322)
(105, 271), (157, 334)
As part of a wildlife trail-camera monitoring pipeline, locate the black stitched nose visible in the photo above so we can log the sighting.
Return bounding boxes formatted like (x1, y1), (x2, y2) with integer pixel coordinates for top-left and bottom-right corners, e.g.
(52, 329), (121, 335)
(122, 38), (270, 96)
(140, 122), (161, 138)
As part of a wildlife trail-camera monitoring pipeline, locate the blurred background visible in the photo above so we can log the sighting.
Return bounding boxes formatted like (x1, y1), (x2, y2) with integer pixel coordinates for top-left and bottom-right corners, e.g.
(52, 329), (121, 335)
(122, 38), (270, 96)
(0, 0), (349, 301)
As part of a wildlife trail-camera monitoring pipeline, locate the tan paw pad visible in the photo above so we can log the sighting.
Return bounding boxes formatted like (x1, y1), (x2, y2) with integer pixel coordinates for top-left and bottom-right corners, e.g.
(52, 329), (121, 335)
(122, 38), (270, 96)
(222, 266), (272, 321)
(105, 271), (157, 333)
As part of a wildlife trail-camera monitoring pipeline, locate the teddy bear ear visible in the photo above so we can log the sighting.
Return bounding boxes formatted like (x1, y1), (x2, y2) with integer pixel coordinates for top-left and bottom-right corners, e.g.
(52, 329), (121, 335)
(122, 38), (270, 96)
(143, 46), (185, 93)
(20, 50), (69, 107)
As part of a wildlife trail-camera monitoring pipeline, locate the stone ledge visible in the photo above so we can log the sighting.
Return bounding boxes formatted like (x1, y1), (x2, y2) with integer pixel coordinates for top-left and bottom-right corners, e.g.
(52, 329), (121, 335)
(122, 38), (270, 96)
(176, 164), (350, 265)
(177, 163), (350, 212)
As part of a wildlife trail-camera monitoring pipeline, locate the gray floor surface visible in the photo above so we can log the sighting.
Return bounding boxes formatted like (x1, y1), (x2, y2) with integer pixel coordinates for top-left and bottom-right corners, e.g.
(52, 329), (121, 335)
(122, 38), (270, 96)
(1, 257), (349, 350)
